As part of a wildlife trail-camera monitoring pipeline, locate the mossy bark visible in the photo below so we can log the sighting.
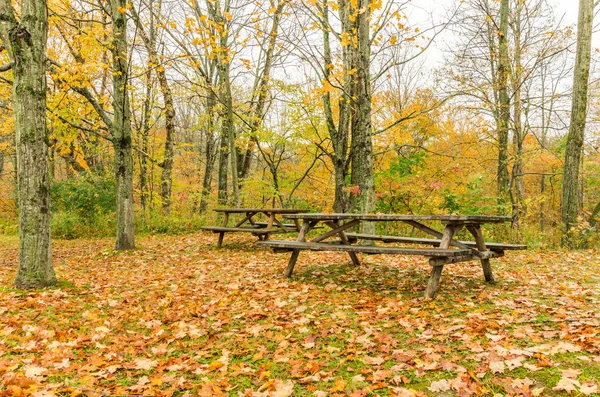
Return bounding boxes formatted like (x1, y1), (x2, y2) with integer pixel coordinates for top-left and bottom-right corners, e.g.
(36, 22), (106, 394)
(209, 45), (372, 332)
(110, 0), (135, 250)
(561, 0), (593, 242)
(0, 0), (56, 288)
(496, 0), (511, 207)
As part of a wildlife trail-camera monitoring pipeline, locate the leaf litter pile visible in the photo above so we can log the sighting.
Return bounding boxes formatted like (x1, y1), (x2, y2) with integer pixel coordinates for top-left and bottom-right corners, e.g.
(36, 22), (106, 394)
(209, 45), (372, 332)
(0, 233), (599, 396)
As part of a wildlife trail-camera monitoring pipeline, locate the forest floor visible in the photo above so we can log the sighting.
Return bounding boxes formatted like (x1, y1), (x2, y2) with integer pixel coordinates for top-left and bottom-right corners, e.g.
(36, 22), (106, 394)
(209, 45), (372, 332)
(0, 233), (599, 397)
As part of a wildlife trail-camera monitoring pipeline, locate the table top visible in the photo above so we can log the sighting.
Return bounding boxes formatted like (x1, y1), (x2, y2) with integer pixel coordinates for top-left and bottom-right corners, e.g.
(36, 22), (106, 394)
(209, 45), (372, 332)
(283, 213), (511, 223)
(214, 208), (308, 214)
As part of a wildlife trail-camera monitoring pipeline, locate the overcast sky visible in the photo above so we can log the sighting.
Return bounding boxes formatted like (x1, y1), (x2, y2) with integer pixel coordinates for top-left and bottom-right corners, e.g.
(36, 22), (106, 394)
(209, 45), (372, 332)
(410, 0), (584, 68)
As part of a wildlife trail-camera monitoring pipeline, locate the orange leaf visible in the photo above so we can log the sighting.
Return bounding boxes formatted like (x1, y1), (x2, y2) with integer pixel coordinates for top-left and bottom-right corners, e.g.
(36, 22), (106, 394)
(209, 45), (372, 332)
(330, 377), (347, 393)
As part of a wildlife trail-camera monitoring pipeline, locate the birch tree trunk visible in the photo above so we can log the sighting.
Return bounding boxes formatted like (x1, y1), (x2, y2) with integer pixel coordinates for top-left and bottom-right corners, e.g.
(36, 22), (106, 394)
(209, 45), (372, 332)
(562, 0), (594, 242)
(0, 0), (56, 288)
(110, 0), (135, 250)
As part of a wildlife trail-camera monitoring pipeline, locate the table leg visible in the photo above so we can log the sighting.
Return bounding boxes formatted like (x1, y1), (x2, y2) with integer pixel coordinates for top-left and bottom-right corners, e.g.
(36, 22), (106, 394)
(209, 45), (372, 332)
(285, 220), (312, 278)
(217, 213), (230, 247)
(267, 213), (275, 228)
(329, 220), (361, 267)
(425, 224), (460, 298)
(285, 250), (301, 278)
(466, 225), (495, 283)
(234, 212), (257, 227)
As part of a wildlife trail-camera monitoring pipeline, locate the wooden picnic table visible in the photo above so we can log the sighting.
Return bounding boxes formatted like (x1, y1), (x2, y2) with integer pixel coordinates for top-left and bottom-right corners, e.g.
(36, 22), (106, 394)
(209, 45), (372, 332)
(257, 213), (526, 298)
(201, 208), (308, 247)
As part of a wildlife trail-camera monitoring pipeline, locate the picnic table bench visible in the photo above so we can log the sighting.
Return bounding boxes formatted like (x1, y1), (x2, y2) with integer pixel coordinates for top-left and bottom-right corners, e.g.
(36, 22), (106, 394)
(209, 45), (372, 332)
(257, 213), (526, 298)
(201, 208), (308, 247)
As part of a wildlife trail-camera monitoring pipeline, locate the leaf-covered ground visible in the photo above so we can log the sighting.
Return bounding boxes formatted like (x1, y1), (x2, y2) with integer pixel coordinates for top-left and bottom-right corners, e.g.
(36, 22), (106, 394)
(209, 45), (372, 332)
(0, 233), (599, 396)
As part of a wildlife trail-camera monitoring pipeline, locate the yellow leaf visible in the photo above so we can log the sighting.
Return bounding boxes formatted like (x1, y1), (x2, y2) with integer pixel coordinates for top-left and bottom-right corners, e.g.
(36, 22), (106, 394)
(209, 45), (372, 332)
(321, 80), (335, 93)
(330, 377), (347, 393)
(207, 360), (225, 371)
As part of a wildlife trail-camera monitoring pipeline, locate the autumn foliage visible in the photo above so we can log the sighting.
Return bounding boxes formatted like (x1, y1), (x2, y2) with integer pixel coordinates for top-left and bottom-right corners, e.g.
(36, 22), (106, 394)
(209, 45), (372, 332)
(0, 234), (599, 395)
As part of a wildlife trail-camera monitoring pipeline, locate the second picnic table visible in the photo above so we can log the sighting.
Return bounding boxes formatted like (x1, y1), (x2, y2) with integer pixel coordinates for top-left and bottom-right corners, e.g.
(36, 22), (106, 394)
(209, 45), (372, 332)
(257, 213), (526, 298)
(201, 208), (308, 247)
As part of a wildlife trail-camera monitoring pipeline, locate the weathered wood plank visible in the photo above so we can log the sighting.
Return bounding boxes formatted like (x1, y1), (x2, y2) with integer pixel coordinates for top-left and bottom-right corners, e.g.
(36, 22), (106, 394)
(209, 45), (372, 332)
(424, 224), (459, 299)
(345, 233), (527, 250)
(200, 226), (296, 234)
(311, 219), (361, 243)
(257, 240), (471, 257)
(403, 220), (480, 257)
(325, 220), (362, 266)
(284, 220), (313, 277)
(467, 225), (496, 283)
(201, 226), (263, 232)
(252, 228), (297, 235)
(234, 212), (258, 227)
(284, 213), (511, 223)
(255, 221), (296, 228)
(215, 208), (307, 214)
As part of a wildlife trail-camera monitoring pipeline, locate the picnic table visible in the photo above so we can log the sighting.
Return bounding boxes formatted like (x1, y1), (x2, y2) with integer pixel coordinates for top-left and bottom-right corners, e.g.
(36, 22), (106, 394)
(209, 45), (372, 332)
(201, 208), (308, 247)
(257, 213), (526, 298)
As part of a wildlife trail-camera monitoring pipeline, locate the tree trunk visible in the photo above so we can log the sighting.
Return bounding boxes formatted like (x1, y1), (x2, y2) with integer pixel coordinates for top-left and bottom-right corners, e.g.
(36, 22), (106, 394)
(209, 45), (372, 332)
(240, 1), (286, 183)
(323, 0), (353, 213)
(208, 0), (238, 206)
(510, 2), (525, 228)
(561, 0), (593, 241)
(217, 131), (228, 205)
(131, 1), (176, 215)
(199, 90), (219, 212)
(110, 0), (135, 250)
(218, 60), (239, 206)
(496, 0), (511, 207)
(349, 0), (375, 235)
(0, 0), (56, 288)
(157, 60), (175, 214)
(139, 68), (152, 212)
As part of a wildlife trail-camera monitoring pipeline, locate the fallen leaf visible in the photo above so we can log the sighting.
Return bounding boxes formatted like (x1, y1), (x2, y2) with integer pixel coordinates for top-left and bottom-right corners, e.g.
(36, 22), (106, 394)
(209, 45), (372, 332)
(133, 358), (158, 370)
(428, 379), (451, 392)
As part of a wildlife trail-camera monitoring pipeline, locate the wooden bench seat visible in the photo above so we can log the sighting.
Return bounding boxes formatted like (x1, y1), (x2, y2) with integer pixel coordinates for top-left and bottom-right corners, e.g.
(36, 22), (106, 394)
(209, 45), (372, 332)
(257, 240), (472, 257)
(200, 226), (296, 235)
(254, 221), (296, 228)
(345, 233), (527, 251)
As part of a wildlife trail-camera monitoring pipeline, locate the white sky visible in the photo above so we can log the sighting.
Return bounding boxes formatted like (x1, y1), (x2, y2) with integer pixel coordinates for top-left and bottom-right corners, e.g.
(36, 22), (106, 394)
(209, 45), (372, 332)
(410, 0), (584, 68)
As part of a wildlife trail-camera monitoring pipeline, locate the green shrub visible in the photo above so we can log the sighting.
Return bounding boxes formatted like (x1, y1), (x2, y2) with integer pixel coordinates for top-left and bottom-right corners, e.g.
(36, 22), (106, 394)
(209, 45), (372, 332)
(136, 211), (207, 235)
(0, 218), (18, 235)
(51, 174), (115, 220)
(50, 174), (116, 239)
